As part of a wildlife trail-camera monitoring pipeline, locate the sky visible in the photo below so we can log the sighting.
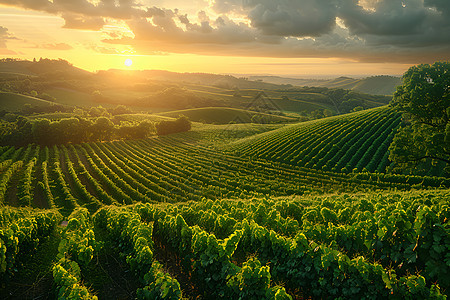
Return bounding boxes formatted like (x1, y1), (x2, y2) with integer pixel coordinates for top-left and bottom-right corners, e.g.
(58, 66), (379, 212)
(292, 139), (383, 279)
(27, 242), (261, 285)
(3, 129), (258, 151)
(0, 0), (449, 77)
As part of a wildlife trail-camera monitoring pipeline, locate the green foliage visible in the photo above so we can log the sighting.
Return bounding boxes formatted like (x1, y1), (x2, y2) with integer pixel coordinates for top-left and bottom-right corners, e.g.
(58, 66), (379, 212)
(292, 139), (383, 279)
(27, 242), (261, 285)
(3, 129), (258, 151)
(137, 261), (182, 299)
(57, 208), (99, 266)
(156, 115), (191, 136)
(227, 257), (291, 300)
(135, 191), (449, 298)
(53, 259), (97, 300)
(0, 208), (62, 279)
(53, 208), (98, 300)
(93, 207), (182, 299)
(390, 61), (450, 174)
(1, 114), (154, 146)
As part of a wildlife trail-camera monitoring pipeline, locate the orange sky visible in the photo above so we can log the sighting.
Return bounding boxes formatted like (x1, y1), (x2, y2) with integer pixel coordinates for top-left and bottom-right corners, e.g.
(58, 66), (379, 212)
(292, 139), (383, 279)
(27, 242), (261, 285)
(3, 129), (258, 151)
(0, 1), (449, 77)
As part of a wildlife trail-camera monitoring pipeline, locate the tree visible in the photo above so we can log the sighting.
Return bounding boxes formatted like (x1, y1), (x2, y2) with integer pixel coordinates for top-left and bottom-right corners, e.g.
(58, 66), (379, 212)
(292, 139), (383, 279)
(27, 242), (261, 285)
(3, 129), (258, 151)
(389, 61), (450, 174)
(92, 117), (114, 141)
(156, 116), (191, 136)
(110, 105), (132, 116)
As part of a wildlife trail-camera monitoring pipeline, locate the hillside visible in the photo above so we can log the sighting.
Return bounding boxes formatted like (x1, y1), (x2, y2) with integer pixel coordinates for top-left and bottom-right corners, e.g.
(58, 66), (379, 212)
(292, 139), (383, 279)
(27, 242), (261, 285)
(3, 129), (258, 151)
(249, 75), (402, 95)
(0, 58), (91, 78)
(229, 106), (405, 174)
(0, 59), (393, 118)
(1, 129), (448, 212)
(0, 92), (57, 111)
(158, 107), (297, 124)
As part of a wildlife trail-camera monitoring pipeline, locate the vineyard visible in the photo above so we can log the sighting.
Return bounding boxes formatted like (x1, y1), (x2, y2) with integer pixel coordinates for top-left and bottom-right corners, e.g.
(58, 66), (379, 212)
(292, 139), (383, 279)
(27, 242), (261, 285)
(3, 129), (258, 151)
(1, 105), (450, 299)
(1, 131), (450, 213)
(230, 107), (405, 174)
(1, 190), (449, 299)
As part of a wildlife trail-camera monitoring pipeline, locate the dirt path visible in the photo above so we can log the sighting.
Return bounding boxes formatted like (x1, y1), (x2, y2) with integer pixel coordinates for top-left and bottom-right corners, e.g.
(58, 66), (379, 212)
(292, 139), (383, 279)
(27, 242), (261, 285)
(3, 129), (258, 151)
(32, 163), (49, 209)
(4, 168), (20, 207)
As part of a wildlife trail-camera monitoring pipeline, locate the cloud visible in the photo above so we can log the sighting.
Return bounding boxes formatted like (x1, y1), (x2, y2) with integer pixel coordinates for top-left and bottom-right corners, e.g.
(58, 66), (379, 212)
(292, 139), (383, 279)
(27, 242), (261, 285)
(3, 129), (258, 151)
(1, 0), (450, 63)
(120, 8), (257, 46)
(338, 0), (450, 47)
(0, 0), (143, 22)
(88, 45), (120, 54)
(247, 0), (337, 37)
(62, 13), (105, 30)
(0, 26), (9, 48)
(0, 26), (16, 49)
(41, 43), (73, 50)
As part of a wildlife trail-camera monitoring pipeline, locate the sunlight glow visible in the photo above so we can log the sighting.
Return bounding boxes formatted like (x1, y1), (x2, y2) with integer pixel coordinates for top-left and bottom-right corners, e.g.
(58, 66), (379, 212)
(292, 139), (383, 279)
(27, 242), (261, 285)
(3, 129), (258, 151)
(124, 59), (133, 67)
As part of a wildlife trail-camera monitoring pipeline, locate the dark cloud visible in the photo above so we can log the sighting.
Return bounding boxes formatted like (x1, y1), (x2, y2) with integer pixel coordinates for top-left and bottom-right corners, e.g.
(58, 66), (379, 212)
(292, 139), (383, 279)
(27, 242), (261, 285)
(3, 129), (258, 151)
(1, 0), (450, 63)
(339, 0), (428, 36)
(247, 0), (337, 37)
(338, 0), (450, 48)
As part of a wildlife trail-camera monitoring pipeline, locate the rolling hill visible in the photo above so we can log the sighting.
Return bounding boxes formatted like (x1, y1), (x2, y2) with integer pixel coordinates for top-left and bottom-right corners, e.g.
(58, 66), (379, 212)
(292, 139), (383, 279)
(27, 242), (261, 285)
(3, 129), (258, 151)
(0, 92), (57, 111)
(158, 107), (297, 124)
(229, 106), (403, 174)
(249, 75), (402, 95)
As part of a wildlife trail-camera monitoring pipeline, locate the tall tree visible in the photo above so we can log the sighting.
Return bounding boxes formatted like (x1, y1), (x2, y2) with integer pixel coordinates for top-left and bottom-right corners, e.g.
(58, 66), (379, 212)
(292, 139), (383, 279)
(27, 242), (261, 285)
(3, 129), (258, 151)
(389, 61), (450, 175)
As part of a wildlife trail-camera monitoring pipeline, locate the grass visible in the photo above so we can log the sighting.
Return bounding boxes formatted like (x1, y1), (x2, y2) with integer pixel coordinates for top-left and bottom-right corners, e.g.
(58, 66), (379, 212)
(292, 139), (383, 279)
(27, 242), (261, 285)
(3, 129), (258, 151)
(158, 107), (297, 124)
(0, 92), (56, 112)
(44, 88), (103, 108)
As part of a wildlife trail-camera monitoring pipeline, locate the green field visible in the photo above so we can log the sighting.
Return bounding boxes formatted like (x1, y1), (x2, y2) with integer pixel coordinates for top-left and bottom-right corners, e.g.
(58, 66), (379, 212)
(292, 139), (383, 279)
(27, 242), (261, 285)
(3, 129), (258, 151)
(230, 106), (405, 174)
(158, 107), (297, 124)
(1, 98), (449, 299)
(44, 88), (107, 108)
(1, 117), (449, 299)
(250, 75), (402, 96)
(0, 92), (56, 111)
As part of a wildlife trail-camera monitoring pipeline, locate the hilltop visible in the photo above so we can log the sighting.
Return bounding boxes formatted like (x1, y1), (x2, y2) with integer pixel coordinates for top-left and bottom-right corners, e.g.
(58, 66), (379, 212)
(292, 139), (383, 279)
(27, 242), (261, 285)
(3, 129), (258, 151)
(249, 75), (402, 95)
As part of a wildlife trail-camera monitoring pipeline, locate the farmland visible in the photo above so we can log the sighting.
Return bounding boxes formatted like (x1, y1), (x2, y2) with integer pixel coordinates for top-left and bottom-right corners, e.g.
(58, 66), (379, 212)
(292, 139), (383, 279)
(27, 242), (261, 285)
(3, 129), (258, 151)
(1, 115), (450, 298)
(0, 59), (449, 299)
(231, 106), (402, 174)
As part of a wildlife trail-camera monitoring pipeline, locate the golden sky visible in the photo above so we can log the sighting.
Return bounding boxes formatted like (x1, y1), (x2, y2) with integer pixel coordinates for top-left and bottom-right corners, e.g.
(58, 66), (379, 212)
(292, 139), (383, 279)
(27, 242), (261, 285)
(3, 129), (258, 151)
(1, 1), (449, 77)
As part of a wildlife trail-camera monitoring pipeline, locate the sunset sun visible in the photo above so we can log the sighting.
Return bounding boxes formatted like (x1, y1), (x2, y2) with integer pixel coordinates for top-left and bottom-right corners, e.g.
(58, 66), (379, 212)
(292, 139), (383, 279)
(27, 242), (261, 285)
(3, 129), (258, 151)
(124, 59), (133, 67)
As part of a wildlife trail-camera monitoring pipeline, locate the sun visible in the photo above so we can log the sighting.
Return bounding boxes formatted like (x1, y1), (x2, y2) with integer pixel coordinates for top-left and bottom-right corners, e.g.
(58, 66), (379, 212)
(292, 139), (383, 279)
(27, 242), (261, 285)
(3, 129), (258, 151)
(124, 59), (133, 67)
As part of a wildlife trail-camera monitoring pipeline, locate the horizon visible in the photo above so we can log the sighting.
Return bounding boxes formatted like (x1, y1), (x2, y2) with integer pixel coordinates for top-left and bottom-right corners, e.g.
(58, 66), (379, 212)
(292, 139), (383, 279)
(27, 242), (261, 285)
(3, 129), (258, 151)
(2, 57), (403, 80)
(1, 1), (450, 77)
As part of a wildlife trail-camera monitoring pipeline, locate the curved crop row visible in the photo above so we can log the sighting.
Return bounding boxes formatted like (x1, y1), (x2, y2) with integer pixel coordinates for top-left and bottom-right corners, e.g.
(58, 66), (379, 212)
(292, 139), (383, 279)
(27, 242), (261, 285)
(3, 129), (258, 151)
(230, 106), (404, 174)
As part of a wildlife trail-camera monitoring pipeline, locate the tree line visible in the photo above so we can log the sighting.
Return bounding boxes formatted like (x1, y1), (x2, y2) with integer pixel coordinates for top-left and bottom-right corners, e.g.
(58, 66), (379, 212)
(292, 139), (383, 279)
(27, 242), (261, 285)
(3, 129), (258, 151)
(0, 115), (191, 146)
